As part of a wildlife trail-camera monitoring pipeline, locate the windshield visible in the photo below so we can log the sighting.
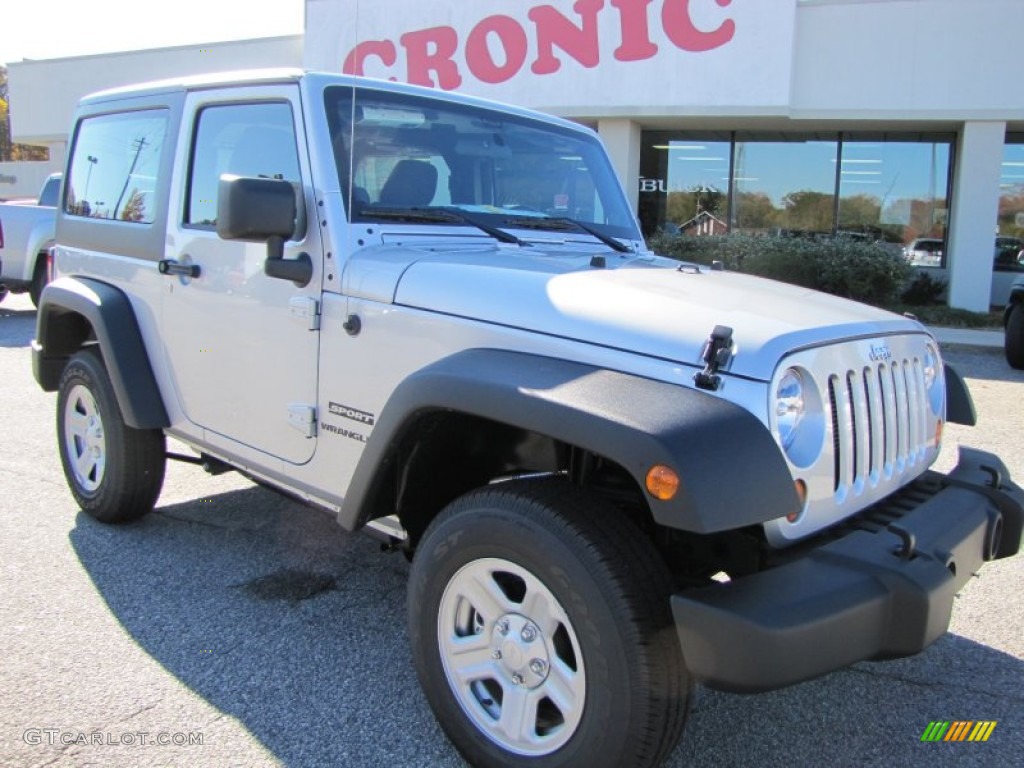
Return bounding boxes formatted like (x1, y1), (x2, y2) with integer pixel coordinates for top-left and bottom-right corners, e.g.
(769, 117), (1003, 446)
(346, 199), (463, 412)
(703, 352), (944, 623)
(324, 85), (640, 242)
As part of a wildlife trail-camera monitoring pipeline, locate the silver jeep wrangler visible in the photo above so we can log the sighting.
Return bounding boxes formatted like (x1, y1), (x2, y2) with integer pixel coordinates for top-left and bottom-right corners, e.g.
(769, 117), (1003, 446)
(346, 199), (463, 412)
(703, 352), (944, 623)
(33, 70), (1023, 767)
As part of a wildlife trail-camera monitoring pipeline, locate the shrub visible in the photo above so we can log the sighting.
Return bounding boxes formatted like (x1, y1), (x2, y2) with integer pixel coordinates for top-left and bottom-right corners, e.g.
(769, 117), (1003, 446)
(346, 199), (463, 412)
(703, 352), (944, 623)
(900, 270), (948, 305)
(648, 233), (913, 307)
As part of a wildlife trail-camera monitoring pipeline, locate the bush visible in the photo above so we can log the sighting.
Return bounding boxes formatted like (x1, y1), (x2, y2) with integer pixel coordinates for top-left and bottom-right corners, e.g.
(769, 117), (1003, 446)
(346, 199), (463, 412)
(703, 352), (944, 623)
(648, 233), (913, 307)
(900, 271), (947, 305)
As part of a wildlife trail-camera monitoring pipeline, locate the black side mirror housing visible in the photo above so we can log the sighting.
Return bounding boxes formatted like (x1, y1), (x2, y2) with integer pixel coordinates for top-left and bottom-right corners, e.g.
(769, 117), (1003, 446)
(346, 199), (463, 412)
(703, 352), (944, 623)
(217, 174), (312, 287)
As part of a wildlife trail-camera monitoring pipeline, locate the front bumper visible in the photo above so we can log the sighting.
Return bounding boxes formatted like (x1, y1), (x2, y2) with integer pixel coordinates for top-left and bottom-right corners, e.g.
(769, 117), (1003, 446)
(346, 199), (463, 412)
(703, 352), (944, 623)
(672, 447), (1023, 693)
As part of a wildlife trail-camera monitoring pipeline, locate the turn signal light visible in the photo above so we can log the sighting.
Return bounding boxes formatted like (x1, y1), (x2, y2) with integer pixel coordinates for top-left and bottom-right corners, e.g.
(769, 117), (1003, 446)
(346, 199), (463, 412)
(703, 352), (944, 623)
(935, 419), (943, 448)
(787, 479), (808, 523)
(645, 465), (680, 501)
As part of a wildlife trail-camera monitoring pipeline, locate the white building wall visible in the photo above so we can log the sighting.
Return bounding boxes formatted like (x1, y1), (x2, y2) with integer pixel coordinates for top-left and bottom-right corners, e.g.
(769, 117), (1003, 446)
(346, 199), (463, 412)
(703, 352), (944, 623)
(7, 36), (303, 146)
(791, 0), (1024, 120)
(0, 161), (57, 201)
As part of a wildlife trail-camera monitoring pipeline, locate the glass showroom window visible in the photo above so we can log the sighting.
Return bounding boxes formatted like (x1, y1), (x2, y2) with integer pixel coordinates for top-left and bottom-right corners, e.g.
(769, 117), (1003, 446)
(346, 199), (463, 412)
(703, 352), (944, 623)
(730, 136), (838, 236)
(996, 135), (1024, 271)
(638, 132), (731, 237)
(838, 137), (952, 266)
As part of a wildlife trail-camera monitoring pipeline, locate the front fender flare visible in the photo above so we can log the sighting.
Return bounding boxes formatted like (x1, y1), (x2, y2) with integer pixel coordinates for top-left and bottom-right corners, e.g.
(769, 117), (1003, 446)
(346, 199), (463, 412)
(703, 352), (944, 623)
(341, 349), (799, 534)
(33, 277), (169, 429)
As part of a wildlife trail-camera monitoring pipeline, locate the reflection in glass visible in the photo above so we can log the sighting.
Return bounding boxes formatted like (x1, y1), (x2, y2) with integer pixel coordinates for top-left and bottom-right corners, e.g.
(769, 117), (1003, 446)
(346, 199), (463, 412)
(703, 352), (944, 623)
(638, 133), (731, 237)
(186, 102), (300, 227)
(838, 139), (951, 264)
(996, 138), (1024, 273)
(731, 138), (838, 235)
(65, 110), (168, 223)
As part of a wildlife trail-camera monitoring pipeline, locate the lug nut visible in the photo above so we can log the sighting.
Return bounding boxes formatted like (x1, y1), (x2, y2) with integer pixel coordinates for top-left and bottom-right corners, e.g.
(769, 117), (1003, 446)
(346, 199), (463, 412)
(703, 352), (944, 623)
(520, 626), (537, 642)
(530, 659), (547, 676)
(491, 650), (502, 660)
(497, 619), (510, 635)
(511, 673), (525, 685)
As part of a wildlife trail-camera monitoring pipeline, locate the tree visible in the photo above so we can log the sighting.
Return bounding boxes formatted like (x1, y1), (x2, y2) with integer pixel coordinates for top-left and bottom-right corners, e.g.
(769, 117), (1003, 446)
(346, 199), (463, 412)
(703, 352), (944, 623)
(733, 191), (776, 231)
(0, 66), (49, 162)
(119, 189), (147, 223)
(779, 190), (833, 233)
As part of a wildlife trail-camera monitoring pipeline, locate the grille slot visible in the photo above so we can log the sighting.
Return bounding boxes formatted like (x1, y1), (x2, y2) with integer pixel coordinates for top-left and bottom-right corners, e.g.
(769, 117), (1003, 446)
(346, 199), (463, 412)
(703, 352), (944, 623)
(827, 355), (930, 497)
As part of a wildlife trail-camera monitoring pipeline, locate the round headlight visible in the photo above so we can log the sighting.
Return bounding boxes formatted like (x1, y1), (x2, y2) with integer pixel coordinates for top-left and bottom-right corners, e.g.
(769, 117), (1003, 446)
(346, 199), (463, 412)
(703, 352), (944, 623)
(923, 345), (937, 391)
(923, 343), (943, 414)
(776, 368), (805, 451)
(773, 366), (825, 468)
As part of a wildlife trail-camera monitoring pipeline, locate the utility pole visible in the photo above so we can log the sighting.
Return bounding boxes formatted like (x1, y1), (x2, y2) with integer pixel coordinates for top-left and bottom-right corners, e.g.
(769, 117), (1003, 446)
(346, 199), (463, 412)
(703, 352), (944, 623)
(113, 136), (148, 220)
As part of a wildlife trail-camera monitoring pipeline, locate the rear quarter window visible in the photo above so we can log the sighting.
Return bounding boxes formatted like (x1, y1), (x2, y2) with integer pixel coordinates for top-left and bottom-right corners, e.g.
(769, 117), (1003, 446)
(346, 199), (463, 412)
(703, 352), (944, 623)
(65, 110), (168, 224)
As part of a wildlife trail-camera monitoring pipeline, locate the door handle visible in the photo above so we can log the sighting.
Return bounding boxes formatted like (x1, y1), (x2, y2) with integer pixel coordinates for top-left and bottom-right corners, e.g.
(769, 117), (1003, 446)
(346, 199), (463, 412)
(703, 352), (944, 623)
(158, 259), (201, 278)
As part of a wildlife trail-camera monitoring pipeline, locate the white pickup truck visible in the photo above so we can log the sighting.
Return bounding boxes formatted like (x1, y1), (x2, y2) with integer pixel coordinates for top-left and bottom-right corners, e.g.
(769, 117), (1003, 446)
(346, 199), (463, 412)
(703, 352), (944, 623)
(0, 172), (59, 305)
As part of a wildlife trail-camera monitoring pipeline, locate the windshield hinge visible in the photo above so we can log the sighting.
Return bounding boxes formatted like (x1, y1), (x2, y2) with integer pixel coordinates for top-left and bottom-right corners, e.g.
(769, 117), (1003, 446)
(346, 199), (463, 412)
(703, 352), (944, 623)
(289, 296), (320, 331)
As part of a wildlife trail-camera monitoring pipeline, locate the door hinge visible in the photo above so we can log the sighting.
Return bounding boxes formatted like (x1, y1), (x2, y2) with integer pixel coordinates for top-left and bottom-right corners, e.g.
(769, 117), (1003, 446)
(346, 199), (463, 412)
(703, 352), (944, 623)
(287, 404), (317, 438)
(289, 296), (320, 331)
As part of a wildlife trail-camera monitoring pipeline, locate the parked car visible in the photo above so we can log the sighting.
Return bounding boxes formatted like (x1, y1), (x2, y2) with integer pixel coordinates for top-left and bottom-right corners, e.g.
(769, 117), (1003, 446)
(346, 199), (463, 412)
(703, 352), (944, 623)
(0, 172), (60, 306)
(902, 237), (943, 267)
(1005, 275), (1024, 368)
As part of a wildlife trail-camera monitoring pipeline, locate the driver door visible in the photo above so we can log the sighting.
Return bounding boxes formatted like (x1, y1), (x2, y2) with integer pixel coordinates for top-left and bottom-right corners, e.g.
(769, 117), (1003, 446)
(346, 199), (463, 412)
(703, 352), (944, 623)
(161, 85), (322, 465)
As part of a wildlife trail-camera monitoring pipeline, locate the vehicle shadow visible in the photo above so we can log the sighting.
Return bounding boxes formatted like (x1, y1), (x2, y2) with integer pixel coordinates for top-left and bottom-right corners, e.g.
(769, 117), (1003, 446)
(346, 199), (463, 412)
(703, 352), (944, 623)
(70, 486), (1024, 767)
(0, 306), (35, 348)
(69, 485), (465, 767)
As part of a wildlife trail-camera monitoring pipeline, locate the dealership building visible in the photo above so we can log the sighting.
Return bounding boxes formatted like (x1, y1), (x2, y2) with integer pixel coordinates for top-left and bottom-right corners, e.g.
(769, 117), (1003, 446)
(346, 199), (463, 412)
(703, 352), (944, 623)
(6, 0), (1024, 311)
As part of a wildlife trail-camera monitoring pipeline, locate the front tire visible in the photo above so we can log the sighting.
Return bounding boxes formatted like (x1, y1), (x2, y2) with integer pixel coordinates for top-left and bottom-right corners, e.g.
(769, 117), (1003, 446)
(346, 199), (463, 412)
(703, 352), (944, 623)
(57, 348), (166, 522)
(408, 479), (690, 768)
(1007, 301), (1024, 370)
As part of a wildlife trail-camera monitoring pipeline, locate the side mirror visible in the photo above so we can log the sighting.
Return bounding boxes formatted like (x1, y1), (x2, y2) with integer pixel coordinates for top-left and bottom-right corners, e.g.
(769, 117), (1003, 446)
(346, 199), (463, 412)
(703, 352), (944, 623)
(217, 174), (312, 287)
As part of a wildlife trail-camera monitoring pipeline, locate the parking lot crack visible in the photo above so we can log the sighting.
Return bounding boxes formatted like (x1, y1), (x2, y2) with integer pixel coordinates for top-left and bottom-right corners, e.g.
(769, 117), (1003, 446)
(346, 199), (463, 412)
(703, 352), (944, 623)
(850, 665), (1024, 703)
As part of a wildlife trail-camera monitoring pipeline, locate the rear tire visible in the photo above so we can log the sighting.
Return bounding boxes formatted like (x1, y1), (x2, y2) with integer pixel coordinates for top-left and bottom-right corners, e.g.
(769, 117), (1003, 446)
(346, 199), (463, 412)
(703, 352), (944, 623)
(1006, 302), (1024, 370)
(57, 348), (166, 522)
(408, 478), (690, 768)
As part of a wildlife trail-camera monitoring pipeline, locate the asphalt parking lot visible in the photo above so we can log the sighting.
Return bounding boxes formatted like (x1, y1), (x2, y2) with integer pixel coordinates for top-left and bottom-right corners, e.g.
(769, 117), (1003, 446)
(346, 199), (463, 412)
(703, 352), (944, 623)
(1, 291), (1022, 768)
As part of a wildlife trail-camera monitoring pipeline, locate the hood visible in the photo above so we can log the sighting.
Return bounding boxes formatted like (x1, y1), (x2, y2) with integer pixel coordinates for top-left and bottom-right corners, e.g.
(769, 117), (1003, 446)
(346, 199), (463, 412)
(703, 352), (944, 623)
(345, 243), (924, 381)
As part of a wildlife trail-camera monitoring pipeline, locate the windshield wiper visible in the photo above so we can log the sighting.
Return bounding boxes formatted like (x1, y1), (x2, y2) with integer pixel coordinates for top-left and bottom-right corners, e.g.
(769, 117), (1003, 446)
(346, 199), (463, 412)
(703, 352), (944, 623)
(357, 206), (529, 246)
(505, 216), (634, 254)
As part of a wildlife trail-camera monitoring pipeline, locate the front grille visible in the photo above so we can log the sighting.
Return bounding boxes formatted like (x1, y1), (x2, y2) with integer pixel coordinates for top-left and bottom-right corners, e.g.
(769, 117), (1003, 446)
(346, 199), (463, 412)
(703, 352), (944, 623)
(827, 357), (930, 495)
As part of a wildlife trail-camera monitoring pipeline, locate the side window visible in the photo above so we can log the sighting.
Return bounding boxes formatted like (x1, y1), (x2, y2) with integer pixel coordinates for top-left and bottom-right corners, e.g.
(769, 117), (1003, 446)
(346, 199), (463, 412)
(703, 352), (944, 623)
(65, 110), (167, 223)
(186, 102), (300, 227)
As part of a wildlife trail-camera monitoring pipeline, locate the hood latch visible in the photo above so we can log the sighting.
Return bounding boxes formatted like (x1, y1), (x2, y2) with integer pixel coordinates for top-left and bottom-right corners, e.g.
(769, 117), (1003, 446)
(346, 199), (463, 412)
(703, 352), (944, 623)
(694, 325), (734, 391)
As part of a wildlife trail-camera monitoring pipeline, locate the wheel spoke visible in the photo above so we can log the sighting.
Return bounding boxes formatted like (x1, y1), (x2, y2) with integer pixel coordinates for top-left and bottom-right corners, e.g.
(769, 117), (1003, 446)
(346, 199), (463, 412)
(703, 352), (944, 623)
(75, 449), (97, 482)
(66, 409), (90, 436)
(446, 635), (497, 685)
(460, 570), (515, 625)
(521, 582), (562, 637)
(498, 683), (540, 744)
(543, 657), (584, 716)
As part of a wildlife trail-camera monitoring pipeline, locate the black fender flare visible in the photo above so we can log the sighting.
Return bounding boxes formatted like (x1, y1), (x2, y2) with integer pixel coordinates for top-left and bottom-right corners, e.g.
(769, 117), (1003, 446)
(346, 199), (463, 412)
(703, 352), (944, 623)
(943, 363), (976, 427)
(340, 349), (799, 534)
(33, 277), (169, 429)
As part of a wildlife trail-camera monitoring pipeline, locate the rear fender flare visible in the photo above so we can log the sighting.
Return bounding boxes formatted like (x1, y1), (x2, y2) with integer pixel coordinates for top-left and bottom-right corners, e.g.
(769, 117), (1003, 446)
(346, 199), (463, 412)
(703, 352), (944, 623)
(33, 277), (169, 429)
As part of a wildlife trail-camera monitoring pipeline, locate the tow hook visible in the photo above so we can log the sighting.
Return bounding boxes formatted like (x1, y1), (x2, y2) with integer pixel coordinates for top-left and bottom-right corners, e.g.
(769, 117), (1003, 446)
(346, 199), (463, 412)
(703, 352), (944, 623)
(887, 523), (917, 561)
